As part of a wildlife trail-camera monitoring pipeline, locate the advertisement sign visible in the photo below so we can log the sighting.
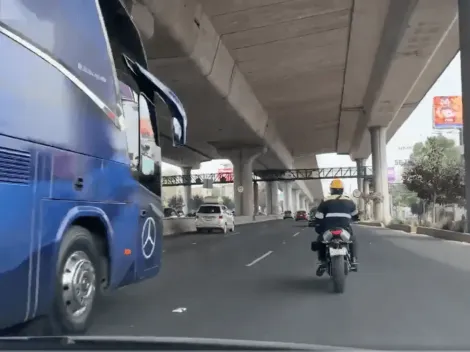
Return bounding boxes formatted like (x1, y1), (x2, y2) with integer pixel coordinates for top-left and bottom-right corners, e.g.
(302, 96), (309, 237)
(433, 96), (463, 129)
(217, 167), (233, 182)
(387, 167), (396, 183)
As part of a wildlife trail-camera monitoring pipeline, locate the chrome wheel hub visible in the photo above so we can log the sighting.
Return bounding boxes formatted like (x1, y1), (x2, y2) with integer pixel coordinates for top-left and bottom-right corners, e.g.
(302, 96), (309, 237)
(62, 251), (96, 320)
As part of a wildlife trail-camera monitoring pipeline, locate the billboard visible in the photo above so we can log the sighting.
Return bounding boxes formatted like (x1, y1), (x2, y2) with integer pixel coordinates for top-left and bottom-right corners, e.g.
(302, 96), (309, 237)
(388, 167), (396, 183)
(433, 96), (462, 129)
(217, 167), (233, 182)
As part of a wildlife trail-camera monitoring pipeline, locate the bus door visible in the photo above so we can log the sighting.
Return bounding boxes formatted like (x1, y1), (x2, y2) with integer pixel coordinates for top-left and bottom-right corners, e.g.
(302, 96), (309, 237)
(135, 94), (162, 278)
(122, 55), (187, 280)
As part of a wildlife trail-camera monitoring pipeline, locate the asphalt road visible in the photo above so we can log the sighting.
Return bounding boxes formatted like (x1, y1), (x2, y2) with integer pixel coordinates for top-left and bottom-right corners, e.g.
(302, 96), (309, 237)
(90, 220), (470, 349)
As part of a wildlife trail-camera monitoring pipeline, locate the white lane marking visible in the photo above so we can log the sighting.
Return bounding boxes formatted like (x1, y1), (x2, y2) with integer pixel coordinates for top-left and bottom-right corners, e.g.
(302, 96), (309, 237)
(192, 242), (197, 245)
(293, 232), (300, 237)
(224, 232), (240, 237)
(246, 251), (273, 267)
(172, 307), (187, 313)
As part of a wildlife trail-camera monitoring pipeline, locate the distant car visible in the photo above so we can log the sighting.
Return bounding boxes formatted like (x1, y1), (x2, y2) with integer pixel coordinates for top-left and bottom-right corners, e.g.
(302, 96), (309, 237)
(283, 210), (293, 219)
(295, 210), (308, 221)
(308, 207), (318, 227)
(195, 203), (235, 234)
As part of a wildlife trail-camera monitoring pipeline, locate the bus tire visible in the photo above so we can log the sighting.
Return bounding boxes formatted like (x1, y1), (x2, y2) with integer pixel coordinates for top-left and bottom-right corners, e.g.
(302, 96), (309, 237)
(49, 225), (102, 334)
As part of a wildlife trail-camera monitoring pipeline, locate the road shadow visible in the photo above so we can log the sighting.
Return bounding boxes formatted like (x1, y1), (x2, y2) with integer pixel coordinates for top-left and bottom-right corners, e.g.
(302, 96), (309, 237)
(265, 275), (331, 295)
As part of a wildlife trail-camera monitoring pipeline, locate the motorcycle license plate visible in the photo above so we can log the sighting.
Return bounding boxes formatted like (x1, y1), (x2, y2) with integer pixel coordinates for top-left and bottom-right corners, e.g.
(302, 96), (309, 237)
(329, 247), (347, 256)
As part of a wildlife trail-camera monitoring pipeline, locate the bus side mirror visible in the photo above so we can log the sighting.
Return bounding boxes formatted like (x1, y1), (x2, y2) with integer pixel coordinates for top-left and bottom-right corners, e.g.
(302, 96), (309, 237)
(122, 54), (187, 147)
(172, 116), (184, 147)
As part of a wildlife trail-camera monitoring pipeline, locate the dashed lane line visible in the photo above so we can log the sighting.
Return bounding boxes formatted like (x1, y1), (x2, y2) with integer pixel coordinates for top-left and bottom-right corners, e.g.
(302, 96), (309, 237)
(246, 251), (273, 267)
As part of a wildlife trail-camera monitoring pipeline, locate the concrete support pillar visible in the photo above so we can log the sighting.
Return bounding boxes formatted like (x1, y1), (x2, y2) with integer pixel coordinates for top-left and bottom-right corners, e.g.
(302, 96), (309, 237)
(271, 181), (279, 214)
(253, 182), (259, 216)
(364, 180), (371, 220)
(292, 189), (299, 213)
(265, 182), (273, 215)
(459, 0), (470, 231)
(219, 147), (265, 216)
(370, 126), (390, 223)
(265, 181), (279, 215)
(181, 166), (192, 214)
(283, 182), (293, 211)
(355, 159), (365, 213)
(291, 189), (296, 213)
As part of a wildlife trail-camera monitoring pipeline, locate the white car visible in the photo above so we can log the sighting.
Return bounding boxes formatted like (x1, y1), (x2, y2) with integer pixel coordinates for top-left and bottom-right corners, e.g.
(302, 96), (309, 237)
(195, 204), (235, 234)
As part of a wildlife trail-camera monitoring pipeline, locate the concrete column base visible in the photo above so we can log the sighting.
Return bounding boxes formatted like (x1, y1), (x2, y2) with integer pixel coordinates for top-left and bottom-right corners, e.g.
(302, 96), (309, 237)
(181, 166), (192, 214)
(370, 126), (390, 224)
(265, 182), (273, 214)
(356, 159), (365, 214)
(271, 181), (279, 214)
(283, 182), (293, 212)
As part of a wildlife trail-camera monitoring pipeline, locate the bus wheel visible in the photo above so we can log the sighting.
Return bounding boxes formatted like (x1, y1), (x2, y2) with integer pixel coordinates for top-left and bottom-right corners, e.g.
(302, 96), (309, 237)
(50, 225), (101, 334)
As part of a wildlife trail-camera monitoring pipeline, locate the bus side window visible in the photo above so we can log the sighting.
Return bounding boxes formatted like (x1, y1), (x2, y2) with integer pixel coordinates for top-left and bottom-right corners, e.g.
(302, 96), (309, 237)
(121, 97), (140, 178)
(138, 93), (162, 197)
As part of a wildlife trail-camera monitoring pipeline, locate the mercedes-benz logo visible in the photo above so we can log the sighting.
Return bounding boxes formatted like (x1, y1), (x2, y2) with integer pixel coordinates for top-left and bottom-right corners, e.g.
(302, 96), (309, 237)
(141, 217), (157, 259)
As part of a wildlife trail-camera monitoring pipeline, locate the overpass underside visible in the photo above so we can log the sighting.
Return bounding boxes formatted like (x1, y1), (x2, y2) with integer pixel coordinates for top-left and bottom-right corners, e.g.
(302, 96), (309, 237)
(125, 0), (459, 217)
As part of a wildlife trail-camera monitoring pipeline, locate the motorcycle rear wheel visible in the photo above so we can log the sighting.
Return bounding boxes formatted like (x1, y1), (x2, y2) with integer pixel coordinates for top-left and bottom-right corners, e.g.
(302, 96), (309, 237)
(331, 256), (346, 293)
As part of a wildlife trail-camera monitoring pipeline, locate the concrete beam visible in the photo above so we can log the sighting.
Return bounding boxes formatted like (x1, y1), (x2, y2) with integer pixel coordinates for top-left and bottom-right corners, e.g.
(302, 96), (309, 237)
(351, 0), (458, 159)
(350, 0), (419, 152)
(337, 0), (390, 154)
(135, 0), (296, 171)
(293, 155), (324, 200)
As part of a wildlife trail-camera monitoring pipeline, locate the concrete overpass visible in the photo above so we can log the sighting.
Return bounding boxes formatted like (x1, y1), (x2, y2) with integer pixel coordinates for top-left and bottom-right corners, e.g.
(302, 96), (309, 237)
(123, 0), (459, 219)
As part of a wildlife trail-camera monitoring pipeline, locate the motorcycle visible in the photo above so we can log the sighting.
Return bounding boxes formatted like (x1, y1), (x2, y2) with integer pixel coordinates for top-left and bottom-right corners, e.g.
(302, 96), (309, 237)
(311, 227), (355, 294)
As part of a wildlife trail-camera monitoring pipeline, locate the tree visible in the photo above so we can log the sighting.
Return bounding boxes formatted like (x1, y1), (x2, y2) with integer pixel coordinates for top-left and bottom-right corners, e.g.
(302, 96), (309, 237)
(389, 183), (418, 207)
(410, 135), (460, 163)
(222, 196), (235, 209)
(402, 136), (465, 222)
(410, 201), (429, 225)
(168, 195), (184, 209)
(189, 195), (204, 211)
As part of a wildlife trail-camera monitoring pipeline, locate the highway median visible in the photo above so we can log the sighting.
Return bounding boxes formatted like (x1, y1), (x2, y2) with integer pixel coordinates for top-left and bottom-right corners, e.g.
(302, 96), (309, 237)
(163, 215), (283, 236)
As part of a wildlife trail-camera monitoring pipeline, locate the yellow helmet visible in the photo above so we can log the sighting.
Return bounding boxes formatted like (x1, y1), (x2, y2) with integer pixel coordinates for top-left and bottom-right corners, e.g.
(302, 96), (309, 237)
(330, 178), (344, 189)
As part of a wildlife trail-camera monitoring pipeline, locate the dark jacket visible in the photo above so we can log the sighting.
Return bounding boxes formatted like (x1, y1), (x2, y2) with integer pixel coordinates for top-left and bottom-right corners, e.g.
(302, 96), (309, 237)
(314, 194), (359, 233)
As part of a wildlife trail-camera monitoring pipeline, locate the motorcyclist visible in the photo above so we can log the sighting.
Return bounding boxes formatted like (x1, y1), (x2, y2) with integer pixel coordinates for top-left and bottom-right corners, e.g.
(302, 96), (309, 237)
(314, 178), (359, 276)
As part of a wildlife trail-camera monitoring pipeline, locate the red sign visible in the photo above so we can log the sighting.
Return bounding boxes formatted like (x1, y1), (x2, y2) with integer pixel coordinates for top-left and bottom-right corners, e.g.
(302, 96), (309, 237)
(217, 168), (233, 182)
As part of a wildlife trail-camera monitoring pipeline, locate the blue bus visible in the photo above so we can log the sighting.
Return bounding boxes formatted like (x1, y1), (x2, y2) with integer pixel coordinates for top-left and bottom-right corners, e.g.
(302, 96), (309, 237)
(0, 0), (187, 334)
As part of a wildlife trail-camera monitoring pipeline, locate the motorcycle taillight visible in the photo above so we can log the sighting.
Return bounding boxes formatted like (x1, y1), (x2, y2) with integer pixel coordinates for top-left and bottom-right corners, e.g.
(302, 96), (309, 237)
(331, 229), (342, 236)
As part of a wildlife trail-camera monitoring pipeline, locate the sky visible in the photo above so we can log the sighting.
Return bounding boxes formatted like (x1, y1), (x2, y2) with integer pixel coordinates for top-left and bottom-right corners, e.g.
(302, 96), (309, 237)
(162, 52), (462, 195)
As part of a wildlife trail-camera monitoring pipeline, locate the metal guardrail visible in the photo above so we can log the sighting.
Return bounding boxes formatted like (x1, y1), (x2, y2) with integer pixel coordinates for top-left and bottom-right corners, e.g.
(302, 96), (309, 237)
(162, 166), (373, 186)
